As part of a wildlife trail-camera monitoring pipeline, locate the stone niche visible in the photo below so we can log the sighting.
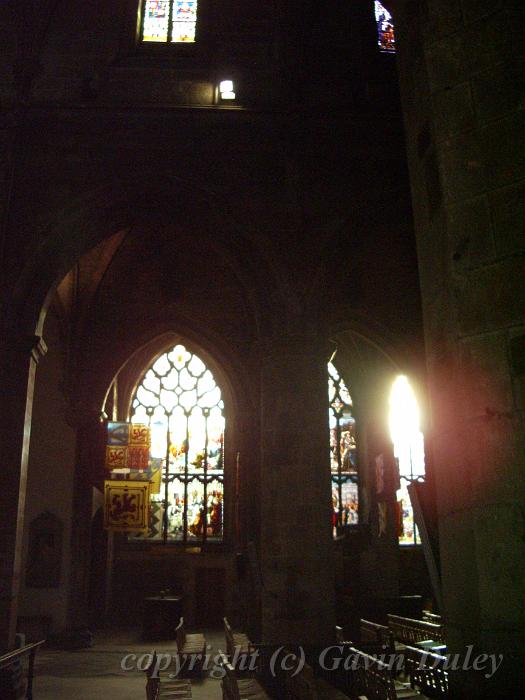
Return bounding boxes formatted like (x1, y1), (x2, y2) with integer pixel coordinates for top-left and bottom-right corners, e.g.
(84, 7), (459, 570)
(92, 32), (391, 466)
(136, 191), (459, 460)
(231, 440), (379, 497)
(25, 512), (63, 589)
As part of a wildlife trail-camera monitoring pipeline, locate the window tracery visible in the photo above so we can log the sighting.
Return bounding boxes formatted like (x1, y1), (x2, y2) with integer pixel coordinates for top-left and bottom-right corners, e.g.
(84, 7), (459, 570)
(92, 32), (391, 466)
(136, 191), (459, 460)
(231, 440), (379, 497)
(131, 343), (224, 543)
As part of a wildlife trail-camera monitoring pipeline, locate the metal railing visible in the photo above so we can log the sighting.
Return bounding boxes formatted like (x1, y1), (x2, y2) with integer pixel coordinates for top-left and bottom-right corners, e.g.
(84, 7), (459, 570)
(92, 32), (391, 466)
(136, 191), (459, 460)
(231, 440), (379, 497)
(0, 640), (46, 700)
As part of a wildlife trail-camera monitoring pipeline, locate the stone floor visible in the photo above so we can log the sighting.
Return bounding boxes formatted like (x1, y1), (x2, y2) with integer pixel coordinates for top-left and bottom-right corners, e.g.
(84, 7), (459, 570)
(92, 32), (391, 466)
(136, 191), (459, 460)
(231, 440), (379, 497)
(31, 628), (225, 700)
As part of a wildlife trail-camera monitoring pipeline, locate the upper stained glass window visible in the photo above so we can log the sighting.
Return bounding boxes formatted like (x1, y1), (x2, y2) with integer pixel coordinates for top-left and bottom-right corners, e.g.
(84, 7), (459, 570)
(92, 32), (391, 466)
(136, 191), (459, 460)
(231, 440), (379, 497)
(374, 1), (396, 53)
(141, 1), (199, 43)
(130, 344), (224, 543)
(328, 362), (358, 535)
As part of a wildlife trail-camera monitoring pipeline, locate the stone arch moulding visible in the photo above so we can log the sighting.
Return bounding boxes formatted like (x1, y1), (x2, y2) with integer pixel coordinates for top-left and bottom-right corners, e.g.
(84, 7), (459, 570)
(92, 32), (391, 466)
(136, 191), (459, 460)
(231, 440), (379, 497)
(7, 174), (292, 342)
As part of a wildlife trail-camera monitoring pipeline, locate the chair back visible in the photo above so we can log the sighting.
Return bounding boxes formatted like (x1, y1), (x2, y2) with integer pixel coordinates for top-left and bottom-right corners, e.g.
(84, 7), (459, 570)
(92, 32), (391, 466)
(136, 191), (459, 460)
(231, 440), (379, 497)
(175, 617), (186, 650)
(219, 652), (241, 700)
(144, 651), (160, 700)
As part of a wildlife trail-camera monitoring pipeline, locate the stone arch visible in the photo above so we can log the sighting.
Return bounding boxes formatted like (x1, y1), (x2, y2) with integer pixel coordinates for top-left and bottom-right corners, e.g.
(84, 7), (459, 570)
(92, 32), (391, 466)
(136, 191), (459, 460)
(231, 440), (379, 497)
(7, 174), (297, 341)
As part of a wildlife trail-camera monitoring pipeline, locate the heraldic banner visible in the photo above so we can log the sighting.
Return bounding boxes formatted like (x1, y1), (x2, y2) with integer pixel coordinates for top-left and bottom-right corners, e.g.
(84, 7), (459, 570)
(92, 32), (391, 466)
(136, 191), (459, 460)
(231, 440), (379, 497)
(106, 421), (151, 471)
(104, 480), (150, 533)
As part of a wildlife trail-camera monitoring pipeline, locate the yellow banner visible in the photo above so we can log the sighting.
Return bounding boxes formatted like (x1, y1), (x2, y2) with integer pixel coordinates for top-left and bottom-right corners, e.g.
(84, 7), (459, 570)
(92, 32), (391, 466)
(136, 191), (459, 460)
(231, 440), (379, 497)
(104, 480), (150, 533)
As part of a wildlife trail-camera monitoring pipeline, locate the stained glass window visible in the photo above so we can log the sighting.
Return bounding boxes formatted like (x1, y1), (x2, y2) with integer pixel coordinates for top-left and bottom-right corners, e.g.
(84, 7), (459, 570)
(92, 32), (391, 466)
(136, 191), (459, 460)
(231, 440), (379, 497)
(328, 362), (358, 535)
(141, 1), (199, 44)
(389, 376), (425, 545)
(130, 344), (224, 543)
(374, 1), (396, 53)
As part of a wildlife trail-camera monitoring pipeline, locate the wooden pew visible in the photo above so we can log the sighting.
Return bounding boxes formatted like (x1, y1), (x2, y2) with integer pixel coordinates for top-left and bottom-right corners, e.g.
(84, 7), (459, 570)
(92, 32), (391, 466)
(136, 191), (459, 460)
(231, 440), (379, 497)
(404, 645), (449, 698)
(387, 614), (445, 648)
(219, 652), (270, 700)
(144, 651), (192, 700)
(174, 618), (206, 675)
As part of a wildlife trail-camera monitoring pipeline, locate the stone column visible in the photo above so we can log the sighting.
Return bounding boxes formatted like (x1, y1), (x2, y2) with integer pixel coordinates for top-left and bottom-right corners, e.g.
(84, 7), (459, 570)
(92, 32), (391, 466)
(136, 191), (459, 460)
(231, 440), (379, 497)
(258, 334), (335, 646)
(0, 335), (47, 651)
(391, 1), (525, 696)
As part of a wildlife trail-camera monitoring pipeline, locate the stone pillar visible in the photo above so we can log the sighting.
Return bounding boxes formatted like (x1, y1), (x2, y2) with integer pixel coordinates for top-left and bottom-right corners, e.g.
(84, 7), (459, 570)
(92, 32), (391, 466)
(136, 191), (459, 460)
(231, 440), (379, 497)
(258, 335), (335, 645)
(391, 1), (525, 696)
(0, 335), (47, 651)
(67, 408), (105, 634)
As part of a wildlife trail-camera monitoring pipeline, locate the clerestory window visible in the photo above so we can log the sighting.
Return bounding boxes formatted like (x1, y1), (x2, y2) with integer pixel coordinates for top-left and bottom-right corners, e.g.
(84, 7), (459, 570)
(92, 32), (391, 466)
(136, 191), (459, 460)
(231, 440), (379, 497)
(140, 1), (199, 44)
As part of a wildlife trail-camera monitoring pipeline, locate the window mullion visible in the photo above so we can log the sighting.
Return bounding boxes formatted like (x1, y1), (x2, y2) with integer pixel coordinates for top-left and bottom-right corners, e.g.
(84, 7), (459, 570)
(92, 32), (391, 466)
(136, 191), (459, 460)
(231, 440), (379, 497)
(163, 411), (171, 544)
(183, 410), (190, 544)
(167, 0), (174, 44)
(202, 409), (209, 544)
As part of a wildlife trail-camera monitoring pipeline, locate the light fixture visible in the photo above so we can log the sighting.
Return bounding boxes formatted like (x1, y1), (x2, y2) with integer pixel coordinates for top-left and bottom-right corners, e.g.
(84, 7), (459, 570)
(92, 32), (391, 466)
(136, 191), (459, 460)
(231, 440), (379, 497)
(219, 80), (236, 101)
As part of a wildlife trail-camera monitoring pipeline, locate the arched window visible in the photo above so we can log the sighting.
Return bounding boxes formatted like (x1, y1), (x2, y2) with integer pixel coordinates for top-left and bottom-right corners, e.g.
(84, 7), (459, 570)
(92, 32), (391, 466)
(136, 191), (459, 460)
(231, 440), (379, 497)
(328, 362), (359, 535)
(141, 1), (199, 43)
(374, 1), (396, 53)
(389, 375), (425, 545)
(131, 343), (224, 543)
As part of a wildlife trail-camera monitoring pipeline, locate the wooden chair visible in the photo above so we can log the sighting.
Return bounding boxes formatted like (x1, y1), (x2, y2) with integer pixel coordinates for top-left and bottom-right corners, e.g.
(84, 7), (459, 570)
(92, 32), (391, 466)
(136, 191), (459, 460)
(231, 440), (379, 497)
(174, 618), (206, 675)
(421, 612), (441, 624)
(348, 646), (423, 700)
(360, 619), (395, 655)
(218, 652), (270, 700)
(223, 617), (253, 659)
(335, 626), (346, 644)
(387, 614), (445, 648)
(404, 646), (448, 698)
(144, 651), (193, 700)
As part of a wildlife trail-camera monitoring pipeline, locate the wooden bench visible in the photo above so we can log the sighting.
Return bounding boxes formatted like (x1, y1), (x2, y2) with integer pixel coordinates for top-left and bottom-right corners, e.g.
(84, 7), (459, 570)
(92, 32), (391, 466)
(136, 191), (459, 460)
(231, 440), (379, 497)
(219, 653), (270, 700)
(404, 646), (448, 698)
(174, 618), (206, 675)
(144, 651), (192, 700)
(223, 617), (253, 660)
(387, 615), (445, 649)
(348, 646), (423, 700)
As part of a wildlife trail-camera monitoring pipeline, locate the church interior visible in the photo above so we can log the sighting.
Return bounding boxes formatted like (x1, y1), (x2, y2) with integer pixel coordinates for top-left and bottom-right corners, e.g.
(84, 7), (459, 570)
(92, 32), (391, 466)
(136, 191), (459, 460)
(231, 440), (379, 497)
(0, 1), (523, 699)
